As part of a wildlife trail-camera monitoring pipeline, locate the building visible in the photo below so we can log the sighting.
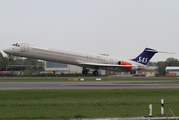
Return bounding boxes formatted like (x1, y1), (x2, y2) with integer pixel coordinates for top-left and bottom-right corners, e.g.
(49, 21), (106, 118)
(141, 70), (156, 77)
(137, 67), (158, 77)
(45, 61), (106, 75)
(45, 61), (82, 74)
(165, 66), (179, 76)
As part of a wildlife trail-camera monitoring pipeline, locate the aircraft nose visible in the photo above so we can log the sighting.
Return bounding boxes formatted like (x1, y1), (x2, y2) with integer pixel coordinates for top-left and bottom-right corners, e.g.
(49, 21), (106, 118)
(3, 47), (12, 54)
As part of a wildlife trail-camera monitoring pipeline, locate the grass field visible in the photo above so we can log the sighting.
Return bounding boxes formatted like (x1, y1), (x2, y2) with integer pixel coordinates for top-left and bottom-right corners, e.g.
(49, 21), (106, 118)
(0, 76), (178, 82)
(0, 89), (179, 119)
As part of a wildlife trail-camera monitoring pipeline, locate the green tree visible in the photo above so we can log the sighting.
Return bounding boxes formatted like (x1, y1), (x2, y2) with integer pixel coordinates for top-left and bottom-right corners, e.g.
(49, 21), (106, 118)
(8, 57), (44, 72)
(0, 52), (9, 70)
(156, 61), (166, 76)
(24, 58), (33, 71)
(35, 60), (44, 73)
(147, 61), (157, 66)
(9, 57), (24, 65)
(165, 57), (179, 66)
(156, 58), (179, 75)
(24, 58), (44, 72)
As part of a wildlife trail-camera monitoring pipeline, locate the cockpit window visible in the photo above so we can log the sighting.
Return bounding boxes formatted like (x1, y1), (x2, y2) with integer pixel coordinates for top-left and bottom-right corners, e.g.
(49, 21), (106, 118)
(12, 43), (20, 47)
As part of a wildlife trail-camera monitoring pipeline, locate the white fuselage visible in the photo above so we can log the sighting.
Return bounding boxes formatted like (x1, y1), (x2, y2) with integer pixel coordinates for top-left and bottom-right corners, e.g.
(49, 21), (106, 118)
(3, 43), (147, 72)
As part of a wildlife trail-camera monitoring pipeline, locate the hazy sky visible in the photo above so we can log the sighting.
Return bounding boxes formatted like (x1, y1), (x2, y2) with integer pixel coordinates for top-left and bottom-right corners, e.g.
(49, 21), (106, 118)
(0, 0), (179, 62)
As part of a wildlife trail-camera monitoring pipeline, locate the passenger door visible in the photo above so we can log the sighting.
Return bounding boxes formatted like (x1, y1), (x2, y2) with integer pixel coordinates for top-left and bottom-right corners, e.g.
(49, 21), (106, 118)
(21, 43), (26, 52)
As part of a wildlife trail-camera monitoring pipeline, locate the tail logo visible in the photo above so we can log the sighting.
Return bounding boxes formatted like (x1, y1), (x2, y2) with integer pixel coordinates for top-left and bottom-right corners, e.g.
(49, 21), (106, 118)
(131, 48), (159, 65)
(138, 57), (148, 63)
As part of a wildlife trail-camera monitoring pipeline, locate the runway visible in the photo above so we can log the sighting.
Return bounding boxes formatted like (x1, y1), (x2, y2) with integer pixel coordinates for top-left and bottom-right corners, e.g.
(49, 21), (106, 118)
(0, 80), (179, 90)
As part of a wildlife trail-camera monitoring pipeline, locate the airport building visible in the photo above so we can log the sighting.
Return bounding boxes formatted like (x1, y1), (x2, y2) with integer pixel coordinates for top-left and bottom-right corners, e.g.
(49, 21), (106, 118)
(136, 67), (158, 77)
(45, 61), (106, 75)
(165, 66), (179, 76)
(45, 61), (82, 74)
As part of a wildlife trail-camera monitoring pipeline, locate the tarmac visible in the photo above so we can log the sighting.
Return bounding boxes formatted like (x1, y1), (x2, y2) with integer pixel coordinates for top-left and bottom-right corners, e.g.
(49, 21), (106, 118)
(0, 80), (179, 90)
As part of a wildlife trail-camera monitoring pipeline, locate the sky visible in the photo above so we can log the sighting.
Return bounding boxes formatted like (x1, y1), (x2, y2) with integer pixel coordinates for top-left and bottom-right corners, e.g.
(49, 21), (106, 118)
(0, 0), (179, 62)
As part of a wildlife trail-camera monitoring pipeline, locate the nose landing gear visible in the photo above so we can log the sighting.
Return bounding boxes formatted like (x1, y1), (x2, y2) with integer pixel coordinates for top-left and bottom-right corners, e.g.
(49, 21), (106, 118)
(9, 58), (13, 61)
(8, 55), (13, 61)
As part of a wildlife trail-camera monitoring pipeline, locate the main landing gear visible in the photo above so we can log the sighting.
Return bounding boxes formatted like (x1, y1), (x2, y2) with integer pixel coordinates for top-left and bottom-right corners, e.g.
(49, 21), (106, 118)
(82, 68), (99, 76)
(82, 69), (89, 75)
(93, 70), (98, 76)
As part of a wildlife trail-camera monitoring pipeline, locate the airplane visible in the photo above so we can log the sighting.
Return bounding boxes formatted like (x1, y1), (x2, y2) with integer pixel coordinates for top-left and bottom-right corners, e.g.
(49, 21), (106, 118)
(3, 43), (173, 76)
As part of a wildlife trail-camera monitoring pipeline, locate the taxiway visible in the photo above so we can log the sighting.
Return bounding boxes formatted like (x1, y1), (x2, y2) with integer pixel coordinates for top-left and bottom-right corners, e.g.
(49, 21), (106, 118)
(0, 80), (179, 90)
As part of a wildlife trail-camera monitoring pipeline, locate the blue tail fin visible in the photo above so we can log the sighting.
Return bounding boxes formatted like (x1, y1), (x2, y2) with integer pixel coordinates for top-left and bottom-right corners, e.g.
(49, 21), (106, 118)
(131, 48), (158, 65)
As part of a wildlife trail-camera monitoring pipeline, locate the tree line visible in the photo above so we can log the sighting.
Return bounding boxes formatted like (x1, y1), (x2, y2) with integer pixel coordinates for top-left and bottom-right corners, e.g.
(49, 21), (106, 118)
(0, 52), (9, 71)
(0, 52), (44, 72)
(147, 57), (179, 75)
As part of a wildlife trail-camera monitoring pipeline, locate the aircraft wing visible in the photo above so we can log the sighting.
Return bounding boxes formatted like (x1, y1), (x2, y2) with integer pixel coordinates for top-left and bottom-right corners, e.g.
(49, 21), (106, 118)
(78, 62), (134, 68)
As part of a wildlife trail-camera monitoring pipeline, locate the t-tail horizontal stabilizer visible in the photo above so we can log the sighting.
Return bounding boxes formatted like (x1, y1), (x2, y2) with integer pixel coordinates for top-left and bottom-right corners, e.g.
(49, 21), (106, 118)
(131, 48), (174, 65)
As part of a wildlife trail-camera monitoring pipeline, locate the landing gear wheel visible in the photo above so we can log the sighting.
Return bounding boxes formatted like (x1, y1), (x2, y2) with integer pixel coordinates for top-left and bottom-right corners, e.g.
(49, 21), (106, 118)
(82, 70), (88, 75)
(9, 58), (13, 61)
(93, 70), (99, 76)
